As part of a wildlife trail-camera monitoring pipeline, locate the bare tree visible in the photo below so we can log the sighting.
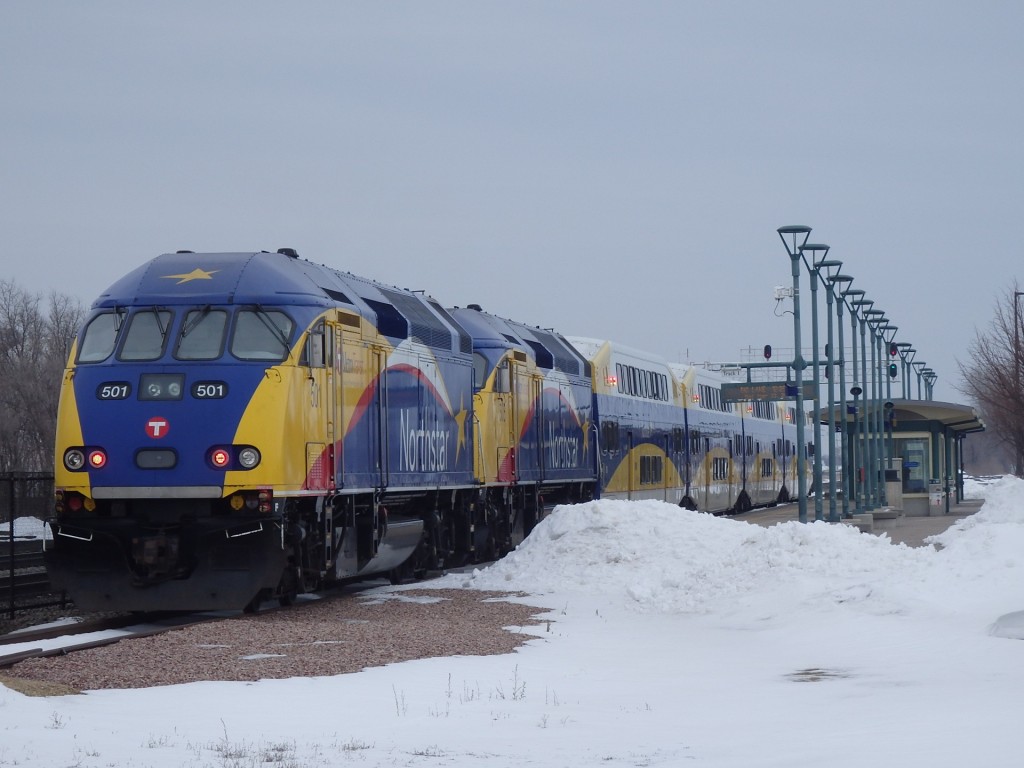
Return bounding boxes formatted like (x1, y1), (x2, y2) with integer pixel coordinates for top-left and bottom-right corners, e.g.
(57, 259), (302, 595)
(0, 280), (84, 472)
(957, 282), (1024, 476)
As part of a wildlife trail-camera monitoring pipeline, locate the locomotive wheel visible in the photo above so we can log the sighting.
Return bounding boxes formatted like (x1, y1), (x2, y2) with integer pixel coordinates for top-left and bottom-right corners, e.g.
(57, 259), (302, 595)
(388, 560), (415, 585)
(243, 589), (268, 614)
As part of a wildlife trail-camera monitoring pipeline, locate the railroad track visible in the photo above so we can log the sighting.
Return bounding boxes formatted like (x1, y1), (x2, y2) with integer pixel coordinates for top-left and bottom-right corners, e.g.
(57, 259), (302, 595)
(0, 611), (215, 668)
(2, 541), (59, 614)
(0, 557), (491, 671)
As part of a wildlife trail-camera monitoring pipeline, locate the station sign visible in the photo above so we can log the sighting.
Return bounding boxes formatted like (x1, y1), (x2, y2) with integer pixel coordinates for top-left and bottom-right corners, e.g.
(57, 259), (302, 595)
(720, 381), (817, 403)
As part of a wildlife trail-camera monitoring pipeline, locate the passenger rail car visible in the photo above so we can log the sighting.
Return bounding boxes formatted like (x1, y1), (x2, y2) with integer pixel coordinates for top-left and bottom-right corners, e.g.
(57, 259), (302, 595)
(46, 249), (805, 613)
(568, 338), (805, 514)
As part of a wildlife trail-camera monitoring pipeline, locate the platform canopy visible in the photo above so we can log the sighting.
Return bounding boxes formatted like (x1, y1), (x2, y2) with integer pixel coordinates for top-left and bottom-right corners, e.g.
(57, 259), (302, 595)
(817, 399), (985, 435)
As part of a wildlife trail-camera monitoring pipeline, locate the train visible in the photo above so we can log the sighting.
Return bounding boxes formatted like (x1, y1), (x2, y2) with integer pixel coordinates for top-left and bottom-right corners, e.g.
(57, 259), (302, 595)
(45, 249), (807, 612)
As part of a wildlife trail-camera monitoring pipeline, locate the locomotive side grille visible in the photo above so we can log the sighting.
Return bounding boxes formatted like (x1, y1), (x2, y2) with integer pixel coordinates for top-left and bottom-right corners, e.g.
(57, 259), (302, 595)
(362, 298), (409, 340)
(379, 288), (453, 350)
(524, 340), (553, 369)
(320, 287), (353, 305)
(529, 329), (582, 376)
(429, 300), (473, 353)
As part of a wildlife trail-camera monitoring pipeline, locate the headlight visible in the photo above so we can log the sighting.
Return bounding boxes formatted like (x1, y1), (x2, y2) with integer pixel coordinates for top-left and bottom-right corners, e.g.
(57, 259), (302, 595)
(64, 449), (86, 471)
(238, 447), (261, 469)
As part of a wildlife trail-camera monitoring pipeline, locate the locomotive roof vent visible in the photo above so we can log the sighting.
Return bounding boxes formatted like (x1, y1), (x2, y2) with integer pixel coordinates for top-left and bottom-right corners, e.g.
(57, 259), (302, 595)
(176, 250), (194, 254)
(277, 248), (299, 258)
(468, 303), (483, 311)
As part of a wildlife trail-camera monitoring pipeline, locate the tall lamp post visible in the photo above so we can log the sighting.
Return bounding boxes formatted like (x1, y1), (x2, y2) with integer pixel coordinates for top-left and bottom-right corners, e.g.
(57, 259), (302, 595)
(896, 342), (913, 399)
(923, 370), (937, 399)
(881, 324), (899, 478)
(843, 289), (867, 514)
(778, 225), (812, 524)
(813, 257), (844, 522)
(913, 361), (926, 398)
(851, 298), (875, 510)
(864, 309), (886, 507)
(904, 349), (917, 399)
(829, 273), (854, 519)
(801, 243), (831, 522)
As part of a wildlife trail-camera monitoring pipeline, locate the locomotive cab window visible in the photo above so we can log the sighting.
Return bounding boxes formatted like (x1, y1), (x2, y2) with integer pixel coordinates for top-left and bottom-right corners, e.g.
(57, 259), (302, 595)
(231, 309), (294, 362)
(472, 353), (488, 391)
(176, 308), (228, 361)
(77, 310), (126, 363)
(119, 309), (172, 361)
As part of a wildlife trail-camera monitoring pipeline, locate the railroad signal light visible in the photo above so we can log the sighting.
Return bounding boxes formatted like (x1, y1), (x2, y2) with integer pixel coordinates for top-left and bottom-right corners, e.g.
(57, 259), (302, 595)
(889, 342), (898, 357)
(888, 363), (898, 378)
(763, 344), (772, 361)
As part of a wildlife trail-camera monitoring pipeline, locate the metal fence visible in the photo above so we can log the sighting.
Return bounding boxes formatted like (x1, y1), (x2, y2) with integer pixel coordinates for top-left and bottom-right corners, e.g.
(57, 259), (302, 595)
(2, 472), (63, 619)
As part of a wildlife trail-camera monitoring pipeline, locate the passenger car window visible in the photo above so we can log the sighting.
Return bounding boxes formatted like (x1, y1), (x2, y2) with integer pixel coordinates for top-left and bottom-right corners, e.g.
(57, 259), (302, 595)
(176, 308), (228, 360)
(119, 309), (172, 361)
(231, 309), (294, 361)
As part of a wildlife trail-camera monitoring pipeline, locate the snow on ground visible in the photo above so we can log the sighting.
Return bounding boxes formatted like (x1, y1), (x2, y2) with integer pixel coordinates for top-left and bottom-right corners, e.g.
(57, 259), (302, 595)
(1, 474), (1021, 767)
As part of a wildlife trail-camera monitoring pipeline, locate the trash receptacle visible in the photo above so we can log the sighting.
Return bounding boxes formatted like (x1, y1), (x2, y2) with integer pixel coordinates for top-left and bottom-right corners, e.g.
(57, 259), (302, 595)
(885, 468), (903, 511)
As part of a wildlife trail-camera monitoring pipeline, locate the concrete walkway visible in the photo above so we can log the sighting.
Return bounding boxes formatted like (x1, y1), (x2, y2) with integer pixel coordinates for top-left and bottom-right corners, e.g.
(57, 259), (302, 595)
(732, 497), (984, 547)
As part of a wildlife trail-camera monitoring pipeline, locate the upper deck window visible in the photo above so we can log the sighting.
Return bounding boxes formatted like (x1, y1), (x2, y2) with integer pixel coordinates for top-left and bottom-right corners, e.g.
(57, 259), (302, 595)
(230, 309), (294, 361)
(77, 311), (125, 363)
(119, 309), (172, 361)
(176, 308), (228, 361)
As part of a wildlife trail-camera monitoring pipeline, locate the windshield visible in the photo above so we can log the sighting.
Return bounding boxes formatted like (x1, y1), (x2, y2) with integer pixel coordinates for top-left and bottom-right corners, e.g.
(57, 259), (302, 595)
(176, 308), (228, 360)
(77, 311), (126, 363)
(119, 309), (172, 361)
(76, 306), (294, 364)
(230, 309), (294, 361)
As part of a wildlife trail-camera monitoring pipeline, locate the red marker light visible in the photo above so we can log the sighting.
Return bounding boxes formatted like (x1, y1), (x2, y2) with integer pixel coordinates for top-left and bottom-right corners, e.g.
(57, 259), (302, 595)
(210, 448), (231, 468)
(88, 450), (107, 469)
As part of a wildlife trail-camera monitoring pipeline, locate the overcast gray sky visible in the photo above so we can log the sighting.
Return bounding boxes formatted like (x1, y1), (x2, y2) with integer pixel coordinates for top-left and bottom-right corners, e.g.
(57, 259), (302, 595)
(3, 1), (1021, 403)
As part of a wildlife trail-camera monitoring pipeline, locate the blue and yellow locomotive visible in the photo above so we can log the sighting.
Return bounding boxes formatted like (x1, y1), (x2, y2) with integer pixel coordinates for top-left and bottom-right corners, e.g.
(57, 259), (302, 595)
(46, 250), (596, 611)
(46, 249), (804, 612)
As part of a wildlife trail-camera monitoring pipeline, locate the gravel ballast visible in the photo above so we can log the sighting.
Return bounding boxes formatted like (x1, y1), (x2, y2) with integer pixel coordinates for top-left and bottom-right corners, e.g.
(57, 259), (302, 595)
(2, 589), (546, 693)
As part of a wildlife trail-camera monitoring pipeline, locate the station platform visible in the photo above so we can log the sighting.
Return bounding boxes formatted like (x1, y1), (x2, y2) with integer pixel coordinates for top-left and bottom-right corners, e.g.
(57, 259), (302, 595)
(732, 497), (984, 548)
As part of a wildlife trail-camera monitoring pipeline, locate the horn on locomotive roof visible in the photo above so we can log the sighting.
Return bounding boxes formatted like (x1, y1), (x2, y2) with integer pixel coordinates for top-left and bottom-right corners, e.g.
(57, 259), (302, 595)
(468, 303), (483, 311)
(277, 248), (299, 258)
